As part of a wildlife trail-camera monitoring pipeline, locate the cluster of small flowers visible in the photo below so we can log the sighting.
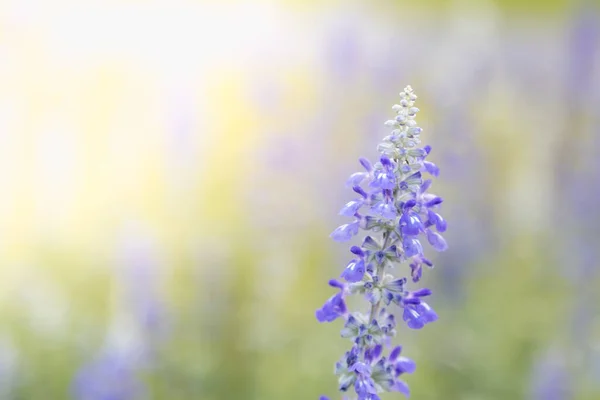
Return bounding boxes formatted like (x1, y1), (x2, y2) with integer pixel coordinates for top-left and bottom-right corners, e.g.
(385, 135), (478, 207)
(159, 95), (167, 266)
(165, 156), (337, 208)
(317, 86), (448, 400)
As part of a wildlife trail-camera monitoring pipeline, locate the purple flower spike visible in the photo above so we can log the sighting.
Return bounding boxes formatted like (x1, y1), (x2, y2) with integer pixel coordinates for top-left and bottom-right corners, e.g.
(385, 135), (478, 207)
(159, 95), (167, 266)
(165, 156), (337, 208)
(318, 86), (448, 400)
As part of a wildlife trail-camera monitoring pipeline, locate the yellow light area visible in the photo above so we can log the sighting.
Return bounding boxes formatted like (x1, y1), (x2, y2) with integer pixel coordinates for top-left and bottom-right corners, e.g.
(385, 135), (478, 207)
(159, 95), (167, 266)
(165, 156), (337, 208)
(0, 0), (285, 266)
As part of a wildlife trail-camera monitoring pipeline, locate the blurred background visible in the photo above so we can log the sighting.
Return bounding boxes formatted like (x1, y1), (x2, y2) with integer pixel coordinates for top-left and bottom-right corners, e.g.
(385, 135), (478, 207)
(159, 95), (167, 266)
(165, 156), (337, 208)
(0, 0), (599, 398)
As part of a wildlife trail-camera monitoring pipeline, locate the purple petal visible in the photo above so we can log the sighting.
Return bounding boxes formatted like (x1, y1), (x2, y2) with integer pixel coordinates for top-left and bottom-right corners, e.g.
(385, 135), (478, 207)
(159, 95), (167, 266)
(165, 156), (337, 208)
(328, 279), (345, 290)
(389, 346), (403, 361)
(423, 161), (439, 177)
(362, 236), (380, 250)
(410, 263), (422, 282)
(316, 293), (346, 323)
(370, 170), (396, 190)
(393, 379), (411, 397)
(402, 297), (421, 305)
(350, 361), (371, 375)
(331, 221), (359, 242)
(372, 201), (397, 219)
(347, 172), (369, 187)
(350, 246), (365, 257)
(403, 308), (424, 329)
(339, 200), (363, 216)
(420, 179), (432, 193)
(372, 344), (383, 360)
(426, 230), (448, 251)
(402, 237), (423, 258)
(403, 199), (417, 209)
(341, 259), (365, 282)
(424, 196), (443, 207)
(427, 210), (447, 232)
(384, 278), (407, 292)
(399, 212), (423, 236)
(353, 185), (368, 198)
(412, 288), (432, 297)
(416, 302), (438, 323)
(395, 357), (416, 374)
(355, 376), (378, 395)
(359, 157), (372, 172)
(380, 155), (392, 168)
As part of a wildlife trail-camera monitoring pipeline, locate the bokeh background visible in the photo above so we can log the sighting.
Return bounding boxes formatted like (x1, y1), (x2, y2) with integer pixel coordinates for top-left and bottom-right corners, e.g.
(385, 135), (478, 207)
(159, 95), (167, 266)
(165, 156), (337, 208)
(0, 0), (599, 399)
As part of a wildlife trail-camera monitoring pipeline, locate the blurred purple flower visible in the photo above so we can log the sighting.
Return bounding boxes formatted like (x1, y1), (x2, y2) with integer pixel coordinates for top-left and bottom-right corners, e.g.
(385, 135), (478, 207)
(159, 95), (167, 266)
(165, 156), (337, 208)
(529, 350), (571, 400)
(72, 347), (146, 400)
(566, 1), (600, 100)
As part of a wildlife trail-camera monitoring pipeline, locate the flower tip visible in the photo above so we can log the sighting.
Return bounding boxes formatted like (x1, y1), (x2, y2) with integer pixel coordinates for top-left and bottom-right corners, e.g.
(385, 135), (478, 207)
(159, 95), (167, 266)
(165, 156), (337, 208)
(350, 245), (364, 257)
(426, 230), (448, 252)
(315, 309), (326, 323)
(328, 279), (344, 290)
(330, 222), (359, 242)
(359, 157), (372, 172)
(389, 345), (403, 361)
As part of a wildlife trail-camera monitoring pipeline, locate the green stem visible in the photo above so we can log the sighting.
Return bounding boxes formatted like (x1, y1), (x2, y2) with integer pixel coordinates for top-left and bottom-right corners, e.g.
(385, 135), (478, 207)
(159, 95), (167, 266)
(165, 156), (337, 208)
(368, 229), (392, 322)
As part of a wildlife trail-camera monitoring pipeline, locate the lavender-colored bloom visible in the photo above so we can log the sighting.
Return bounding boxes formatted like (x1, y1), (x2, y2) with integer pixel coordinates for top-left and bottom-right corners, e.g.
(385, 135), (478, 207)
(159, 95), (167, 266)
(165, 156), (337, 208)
(72, 347), (146, 400)
(529, 349), (572, 400)
(317, 86), (448, 399)
(422, 160), (440, 177)
(341, 258), (366, 282)
(331, 220), (360, 242)
(399, 211), (423, 236)
(316, 292), (347, 323)
(426, 209), (447, 232)
(339, 199), (364, 217)
(371, 194), (397, 219)
(426, 229), (448, 251)
(346, 157), (374, 187)
(403, 237), (424, 258)
(403, 302), (438, 330)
